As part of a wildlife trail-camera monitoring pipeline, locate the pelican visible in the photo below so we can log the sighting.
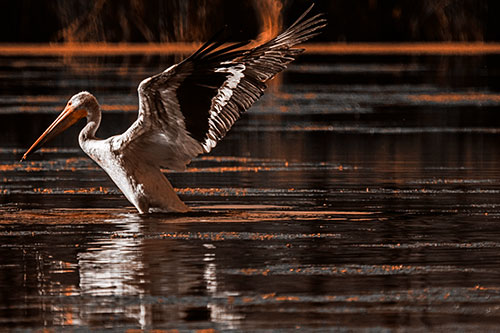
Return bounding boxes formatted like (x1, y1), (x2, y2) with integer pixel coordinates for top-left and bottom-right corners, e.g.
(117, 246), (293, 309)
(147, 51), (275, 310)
(21, 5), (326, 213)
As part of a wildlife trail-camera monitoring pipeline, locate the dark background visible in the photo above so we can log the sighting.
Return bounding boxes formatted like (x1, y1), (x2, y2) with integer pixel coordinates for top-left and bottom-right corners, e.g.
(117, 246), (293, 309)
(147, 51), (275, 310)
(0, 0), (498, 43)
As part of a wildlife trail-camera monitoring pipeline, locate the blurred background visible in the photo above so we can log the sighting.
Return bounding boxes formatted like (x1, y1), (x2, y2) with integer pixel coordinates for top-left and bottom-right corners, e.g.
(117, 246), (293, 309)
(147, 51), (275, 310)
(3, 1), (500, 331)
(0, 0), (498, 43)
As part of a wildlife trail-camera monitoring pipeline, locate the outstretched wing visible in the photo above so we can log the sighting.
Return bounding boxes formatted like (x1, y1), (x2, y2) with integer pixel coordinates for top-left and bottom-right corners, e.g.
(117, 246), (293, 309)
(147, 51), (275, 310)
(114, 4), (326, 170)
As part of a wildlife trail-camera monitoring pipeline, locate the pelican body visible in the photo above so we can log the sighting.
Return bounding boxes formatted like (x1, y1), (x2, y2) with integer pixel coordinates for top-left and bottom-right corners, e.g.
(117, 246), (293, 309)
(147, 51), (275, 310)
(21, 5), (326, 214)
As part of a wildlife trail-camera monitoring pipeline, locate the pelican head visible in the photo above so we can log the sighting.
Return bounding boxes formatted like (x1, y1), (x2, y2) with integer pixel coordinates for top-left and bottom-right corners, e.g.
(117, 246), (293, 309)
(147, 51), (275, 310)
(21, 91), (96, 161)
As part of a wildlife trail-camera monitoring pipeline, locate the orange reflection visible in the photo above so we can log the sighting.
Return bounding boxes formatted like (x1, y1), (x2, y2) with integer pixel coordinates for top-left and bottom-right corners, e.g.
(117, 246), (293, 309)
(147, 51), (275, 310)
(0, 163), (42, 172)
(409, 93), (500, 103)
(24, 95), (61, 103)
(181, 166), (270, 173)
(62, 187), (109, 194)
(100, 104), (138, 112)
(0, 209), (117, 224)
(1, 42), (500, 56)
(274, 296), (300, 301)
(303, 42), (500, 55)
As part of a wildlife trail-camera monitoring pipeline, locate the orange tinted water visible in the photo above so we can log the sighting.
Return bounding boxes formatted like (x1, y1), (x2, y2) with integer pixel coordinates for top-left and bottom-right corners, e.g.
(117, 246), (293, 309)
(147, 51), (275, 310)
(1, 50), (500, 330)
(1, 42), (500, 55)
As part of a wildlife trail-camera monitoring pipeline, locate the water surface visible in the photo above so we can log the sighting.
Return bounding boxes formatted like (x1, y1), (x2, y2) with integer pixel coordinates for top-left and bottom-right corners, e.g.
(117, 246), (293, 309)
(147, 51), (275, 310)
(1, 51), (500, 330)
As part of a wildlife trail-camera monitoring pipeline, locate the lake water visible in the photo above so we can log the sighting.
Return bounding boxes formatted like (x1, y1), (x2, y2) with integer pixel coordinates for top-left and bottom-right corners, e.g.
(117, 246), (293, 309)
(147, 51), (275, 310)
(1, 50), (500, 330)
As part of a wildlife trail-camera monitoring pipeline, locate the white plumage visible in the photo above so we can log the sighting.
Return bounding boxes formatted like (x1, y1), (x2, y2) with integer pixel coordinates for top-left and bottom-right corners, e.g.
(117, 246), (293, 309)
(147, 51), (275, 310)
(22, 5), (326, 213)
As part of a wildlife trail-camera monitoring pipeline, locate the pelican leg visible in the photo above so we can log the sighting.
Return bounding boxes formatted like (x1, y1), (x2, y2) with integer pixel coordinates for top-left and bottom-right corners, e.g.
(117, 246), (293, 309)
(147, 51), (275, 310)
(148, 172), (190, 213)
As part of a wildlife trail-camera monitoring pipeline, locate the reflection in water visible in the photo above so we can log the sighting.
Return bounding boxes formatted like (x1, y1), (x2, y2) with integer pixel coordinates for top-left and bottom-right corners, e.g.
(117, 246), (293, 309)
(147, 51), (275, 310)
(2, 205), (500, 329)
(1, 50), (500, 330)
(77, 214), (145, 326)
(79, 214), (143, 297)
(203, 245), (244, 328)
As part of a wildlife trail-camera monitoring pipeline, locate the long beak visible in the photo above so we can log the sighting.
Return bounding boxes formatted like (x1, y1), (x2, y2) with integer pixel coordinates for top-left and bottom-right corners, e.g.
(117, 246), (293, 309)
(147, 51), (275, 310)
(21, 105), (87, 161)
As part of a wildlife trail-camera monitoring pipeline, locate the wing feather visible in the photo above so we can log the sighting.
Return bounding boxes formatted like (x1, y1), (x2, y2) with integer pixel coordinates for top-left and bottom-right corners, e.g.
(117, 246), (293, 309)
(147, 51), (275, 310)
(114, 4), (326, 170)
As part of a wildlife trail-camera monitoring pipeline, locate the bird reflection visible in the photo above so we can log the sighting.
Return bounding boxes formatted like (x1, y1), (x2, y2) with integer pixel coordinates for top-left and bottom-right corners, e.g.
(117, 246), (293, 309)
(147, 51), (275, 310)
(203, 243), (245, 327)
(76, 214), (147, 327)
(68, 213), (244, 328)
